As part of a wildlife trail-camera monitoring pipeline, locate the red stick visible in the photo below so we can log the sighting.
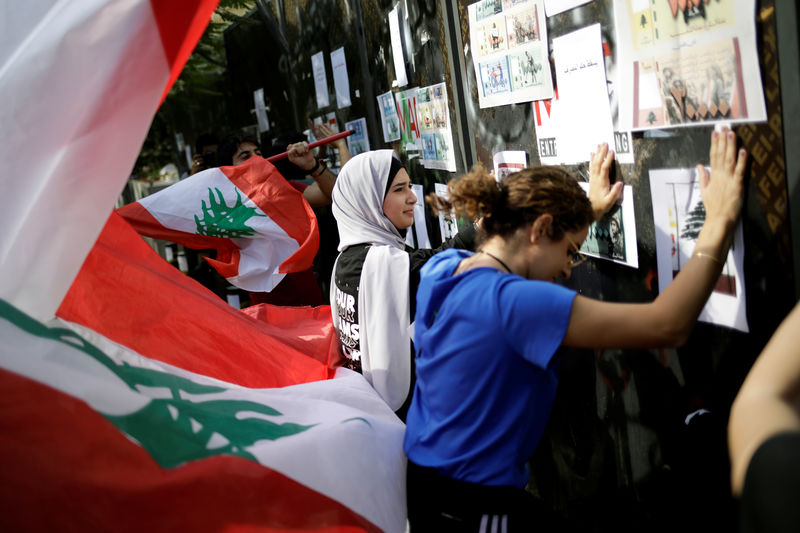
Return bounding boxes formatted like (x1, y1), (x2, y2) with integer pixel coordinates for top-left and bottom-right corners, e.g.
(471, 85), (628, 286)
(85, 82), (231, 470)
(265, 130), (354, 162)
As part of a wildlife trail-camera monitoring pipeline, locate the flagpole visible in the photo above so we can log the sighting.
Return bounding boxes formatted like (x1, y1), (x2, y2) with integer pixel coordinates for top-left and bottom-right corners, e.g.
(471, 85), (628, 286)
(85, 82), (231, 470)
(266, 130), (354, 162)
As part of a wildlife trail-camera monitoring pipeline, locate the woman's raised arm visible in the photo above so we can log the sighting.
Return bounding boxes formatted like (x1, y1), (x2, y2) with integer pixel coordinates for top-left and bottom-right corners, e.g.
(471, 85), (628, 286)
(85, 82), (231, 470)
(563, 128), (747, 349)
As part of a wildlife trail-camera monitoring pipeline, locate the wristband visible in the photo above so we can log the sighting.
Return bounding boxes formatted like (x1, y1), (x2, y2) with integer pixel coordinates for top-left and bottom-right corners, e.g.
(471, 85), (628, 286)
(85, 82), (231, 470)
(307, 158), (321, 176)
(693, 251), (724, 265)
(311, 159), (328, 178)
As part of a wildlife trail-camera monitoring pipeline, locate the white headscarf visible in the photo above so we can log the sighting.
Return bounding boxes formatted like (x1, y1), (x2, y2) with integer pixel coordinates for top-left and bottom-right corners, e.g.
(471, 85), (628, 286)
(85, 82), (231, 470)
(330, 150), (411, 411)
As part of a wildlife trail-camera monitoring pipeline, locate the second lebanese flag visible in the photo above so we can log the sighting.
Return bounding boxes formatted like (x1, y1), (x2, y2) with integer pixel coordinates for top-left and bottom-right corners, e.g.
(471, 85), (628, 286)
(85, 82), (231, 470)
(118, 156), (319, 292)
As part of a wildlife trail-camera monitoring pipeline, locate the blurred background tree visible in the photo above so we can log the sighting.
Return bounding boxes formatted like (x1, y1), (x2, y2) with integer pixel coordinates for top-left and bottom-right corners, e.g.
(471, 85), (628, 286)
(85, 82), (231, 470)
(133, 0), (256, 178)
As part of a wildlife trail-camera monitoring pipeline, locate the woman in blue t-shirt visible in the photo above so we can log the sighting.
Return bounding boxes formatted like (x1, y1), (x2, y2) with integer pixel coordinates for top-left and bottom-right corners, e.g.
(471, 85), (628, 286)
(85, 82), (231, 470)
(404, 129), (747, 530)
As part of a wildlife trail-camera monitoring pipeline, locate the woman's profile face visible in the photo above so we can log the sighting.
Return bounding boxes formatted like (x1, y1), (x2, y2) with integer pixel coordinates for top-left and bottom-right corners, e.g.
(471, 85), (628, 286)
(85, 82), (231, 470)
(382, 169), (417, 230)
(530, 224), (589, 282)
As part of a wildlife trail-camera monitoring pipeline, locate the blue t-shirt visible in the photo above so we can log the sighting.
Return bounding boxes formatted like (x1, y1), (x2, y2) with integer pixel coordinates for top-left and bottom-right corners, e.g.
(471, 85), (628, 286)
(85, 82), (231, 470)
(403, 248), (576, 488)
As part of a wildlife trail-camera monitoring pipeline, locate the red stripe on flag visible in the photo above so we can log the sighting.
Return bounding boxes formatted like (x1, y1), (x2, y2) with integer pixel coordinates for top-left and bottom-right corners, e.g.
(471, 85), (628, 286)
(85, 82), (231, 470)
(222, 158), (320, 274)
(116, 200), (242, 278)
(0, 368), (379, 532)
(150, 0), (220, 106)
(58, 213), (339, 387)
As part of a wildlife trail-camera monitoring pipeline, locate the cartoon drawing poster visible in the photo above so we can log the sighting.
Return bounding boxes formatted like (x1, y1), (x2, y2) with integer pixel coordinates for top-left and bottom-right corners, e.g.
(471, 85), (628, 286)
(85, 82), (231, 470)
(614, 0), (766, 131)
(418, 83), (456, 172)
(650, 167), (748, 332)
(468, 0), (554, 108)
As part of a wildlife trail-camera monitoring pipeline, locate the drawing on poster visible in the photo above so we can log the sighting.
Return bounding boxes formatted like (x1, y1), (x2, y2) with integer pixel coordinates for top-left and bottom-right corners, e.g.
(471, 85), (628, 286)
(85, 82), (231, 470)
(479, 58), (511, 96)
(509, 49), (544, 89)
(506, 6), (540, 48)
(377, 91), (400, 142)
(476, 20), (507, 57)
(577, 182), (638, 268)
(476, 0), (503, 21)
(627, 0), (735, 51)
(502, 0), (528, 9)
(649, 167), (747, 332)
(395, 88), (421, 152)
(614, 0), (765, 131)
(422, 134), (437, 161)
(469, 0), (553, 108)
(418, 83), (456, 172)
(635, 38), (745, 128)
(344, 118), (369, 156)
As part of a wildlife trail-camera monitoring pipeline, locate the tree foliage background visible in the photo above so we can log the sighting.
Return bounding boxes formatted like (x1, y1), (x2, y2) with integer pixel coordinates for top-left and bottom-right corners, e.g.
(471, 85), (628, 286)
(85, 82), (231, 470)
(133, 1), (256, 178)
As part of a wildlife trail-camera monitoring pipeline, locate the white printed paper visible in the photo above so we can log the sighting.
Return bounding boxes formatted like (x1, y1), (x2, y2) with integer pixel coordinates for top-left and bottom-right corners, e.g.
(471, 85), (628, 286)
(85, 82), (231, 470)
(311, 51), (330, 109)
(330, 47), (352, 108)
(577, 182), (638, 268)
(388, 5), (408, 87)
(468, 0), (554, 109)
(377, 91), (401, 142)
(649, 167), (748, 332)
(614, 0), (766, 131)
(418, 83), (456, 172)
(344, 117), (370, 156)
(551, 23), (615, 164)
(253, 88), (269, 133)
(434, 182), (458, 241)
(405, 184), (431, 249)
(493, 150), (527, 180)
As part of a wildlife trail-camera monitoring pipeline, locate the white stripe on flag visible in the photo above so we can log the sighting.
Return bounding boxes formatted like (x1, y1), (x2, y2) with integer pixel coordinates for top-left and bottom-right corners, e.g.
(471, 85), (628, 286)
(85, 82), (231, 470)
(1, 0), (173, 320)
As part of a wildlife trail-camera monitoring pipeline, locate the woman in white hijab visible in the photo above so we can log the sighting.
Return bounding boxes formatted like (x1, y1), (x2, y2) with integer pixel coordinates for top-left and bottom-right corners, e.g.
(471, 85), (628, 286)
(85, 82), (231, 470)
(331, 150), (476, 419)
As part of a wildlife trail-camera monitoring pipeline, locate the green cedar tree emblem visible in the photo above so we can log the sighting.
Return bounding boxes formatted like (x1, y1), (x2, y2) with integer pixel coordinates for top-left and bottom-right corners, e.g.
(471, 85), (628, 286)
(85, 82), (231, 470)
(2, 300), (314, 469)
(194, 187), (265, 238)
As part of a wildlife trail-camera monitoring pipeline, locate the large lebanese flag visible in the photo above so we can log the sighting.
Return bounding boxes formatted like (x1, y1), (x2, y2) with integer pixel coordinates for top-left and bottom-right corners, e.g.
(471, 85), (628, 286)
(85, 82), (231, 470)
(117, 156), (319, 292)
(0, 0), (219, 322)
(0, 212), (406, 532)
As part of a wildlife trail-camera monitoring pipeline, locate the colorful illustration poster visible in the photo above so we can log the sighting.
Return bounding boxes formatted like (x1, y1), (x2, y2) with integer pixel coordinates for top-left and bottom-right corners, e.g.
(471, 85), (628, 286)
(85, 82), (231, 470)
(394, 88), (422, 153)
(344, 118), (370, 156)
(434, 182), (458, 241)
(649, 167), (748, 332)
(330, 47), (351, 109)
(377, 91), (401, 142)
(614, 0), (766, 131)
(552, 23), (615, 164)
(577, 182), (638, 268)
(311, 51), (329, 109)
(493, 150), (527, 180)
(468, 0), (554, 108)
(418, 83), (456, 172)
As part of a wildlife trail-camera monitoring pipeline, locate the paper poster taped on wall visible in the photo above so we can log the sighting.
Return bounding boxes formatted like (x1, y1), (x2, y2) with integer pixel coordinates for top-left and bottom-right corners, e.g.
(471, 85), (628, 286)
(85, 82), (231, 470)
(614, 0), (766, 131)
(468, 0), (554, 108)
(650, 167), (748, 332)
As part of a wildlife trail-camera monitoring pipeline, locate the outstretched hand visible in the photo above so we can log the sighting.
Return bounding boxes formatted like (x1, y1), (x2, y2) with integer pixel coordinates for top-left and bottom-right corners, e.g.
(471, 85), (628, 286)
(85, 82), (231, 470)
(697, 127), (747, 229)
(587, 142), (622, 220)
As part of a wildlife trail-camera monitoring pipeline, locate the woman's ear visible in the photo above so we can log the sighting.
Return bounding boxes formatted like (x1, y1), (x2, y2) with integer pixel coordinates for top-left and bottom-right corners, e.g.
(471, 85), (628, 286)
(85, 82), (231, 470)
(530, 214), (553, 243)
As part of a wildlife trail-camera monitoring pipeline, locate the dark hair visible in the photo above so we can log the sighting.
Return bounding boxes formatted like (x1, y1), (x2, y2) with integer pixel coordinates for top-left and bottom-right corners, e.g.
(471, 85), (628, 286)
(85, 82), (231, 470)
(434, 165), (593, 240)
(194, 133), (219, 154)
(263, 132), (309, 180)
(216, 134), (261, 167)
